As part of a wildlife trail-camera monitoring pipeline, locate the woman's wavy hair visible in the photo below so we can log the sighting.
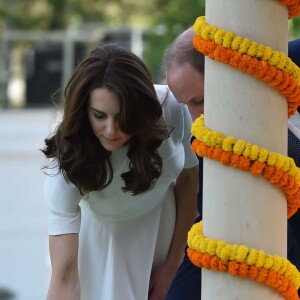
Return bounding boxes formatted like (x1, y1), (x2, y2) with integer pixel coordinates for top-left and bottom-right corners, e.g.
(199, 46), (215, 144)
(42, 43), (169, 195)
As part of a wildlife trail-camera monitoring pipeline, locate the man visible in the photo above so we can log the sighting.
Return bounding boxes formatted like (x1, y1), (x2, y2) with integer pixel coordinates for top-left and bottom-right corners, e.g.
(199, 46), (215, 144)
(164, 27), (204, 300)
(286, 38), (300, 282)
(164, 28), (300, 299)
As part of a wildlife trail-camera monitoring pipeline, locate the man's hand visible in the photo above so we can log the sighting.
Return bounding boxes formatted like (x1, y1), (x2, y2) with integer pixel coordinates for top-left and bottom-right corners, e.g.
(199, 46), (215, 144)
(148, 262), (177, 300)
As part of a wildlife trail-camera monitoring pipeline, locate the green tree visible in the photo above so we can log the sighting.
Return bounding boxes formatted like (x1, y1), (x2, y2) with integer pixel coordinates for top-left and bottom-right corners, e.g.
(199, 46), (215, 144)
(289, 15), (300, 40)
(0, 287), (15, 300)
(143, 0), (205, 82)
(0, 0), (162, 30)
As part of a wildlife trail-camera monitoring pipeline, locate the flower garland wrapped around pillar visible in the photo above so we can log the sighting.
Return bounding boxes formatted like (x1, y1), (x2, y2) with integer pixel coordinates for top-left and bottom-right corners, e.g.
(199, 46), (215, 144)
(188, 1), (300, 299)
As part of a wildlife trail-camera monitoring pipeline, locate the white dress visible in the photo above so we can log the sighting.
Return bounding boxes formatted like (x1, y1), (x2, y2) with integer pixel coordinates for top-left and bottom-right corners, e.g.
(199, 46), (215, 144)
(45, 85), (198, 300)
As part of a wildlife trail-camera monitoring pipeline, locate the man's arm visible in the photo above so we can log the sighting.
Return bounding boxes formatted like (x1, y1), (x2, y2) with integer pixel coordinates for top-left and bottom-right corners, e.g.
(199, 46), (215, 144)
(47, 233), (80, 300)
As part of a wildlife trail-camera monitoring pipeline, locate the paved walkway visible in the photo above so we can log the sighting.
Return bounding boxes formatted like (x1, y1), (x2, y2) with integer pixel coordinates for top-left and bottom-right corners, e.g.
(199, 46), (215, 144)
(0, 108), (59, 300)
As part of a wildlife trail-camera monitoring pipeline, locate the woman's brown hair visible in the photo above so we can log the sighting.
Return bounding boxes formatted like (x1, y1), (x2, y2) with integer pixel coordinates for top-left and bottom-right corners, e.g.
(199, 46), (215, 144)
(42, 44), (168, 195)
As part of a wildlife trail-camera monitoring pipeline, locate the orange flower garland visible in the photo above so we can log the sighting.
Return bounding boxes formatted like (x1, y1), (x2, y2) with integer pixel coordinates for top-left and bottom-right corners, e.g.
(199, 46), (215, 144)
(193, 16), (300, 83)
(279, 0), (300, 18)
(187, 221), (300, 299)
(187, 249), (299, 300)
(192, 138), (300, 218)
(193, 35), (300, 117)
(190, 114), (300, 219)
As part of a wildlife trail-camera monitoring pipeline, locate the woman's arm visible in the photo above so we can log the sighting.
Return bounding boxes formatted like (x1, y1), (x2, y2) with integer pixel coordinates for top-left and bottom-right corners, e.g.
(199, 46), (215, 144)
(149, 165), (199, 300)
(167, 165), (199, 265)
(47, 233), (80, 300)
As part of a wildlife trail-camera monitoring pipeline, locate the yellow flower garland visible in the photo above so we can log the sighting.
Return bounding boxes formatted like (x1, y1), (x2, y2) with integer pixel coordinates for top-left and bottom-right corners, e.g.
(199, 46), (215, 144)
(188, 221), (300, 288)
(192, 34), (300, 118)
(187, 221), (300, 299)
(193, 16), (300, 84)
(191, 115), (300, 219)
(192, 115), (300, 183)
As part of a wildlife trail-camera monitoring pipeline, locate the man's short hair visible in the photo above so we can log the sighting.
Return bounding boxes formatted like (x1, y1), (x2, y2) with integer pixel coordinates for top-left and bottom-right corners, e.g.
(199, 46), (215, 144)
(163, 27), (205, 74)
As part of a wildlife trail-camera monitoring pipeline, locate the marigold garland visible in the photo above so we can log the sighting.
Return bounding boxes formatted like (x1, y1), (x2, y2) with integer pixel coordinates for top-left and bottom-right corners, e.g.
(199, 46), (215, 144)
(192, 25), (300, 117)
(191, 115), (300, 218)
(187, 248), (299, 300)
(193, 16), (300, 84)
(192, 115), (300, 181)
(187, 221), (300, 300)
(279, 0), (300, 18)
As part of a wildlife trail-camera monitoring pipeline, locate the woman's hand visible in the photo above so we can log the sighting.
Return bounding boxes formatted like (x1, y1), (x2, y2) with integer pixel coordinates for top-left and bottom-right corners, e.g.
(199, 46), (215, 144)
(148, 262), (177, 300)
(148, 166), (199, 299)
(47, 233), (80, 300)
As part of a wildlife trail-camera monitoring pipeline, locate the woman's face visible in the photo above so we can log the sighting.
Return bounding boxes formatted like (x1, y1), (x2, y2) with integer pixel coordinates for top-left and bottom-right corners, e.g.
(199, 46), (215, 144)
(88, 87), (131, 152)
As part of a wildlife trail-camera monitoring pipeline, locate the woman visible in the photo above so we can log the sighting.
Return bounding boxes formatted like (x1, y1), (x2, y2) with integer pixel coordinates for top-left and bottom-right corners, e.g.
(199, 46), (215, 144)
(43, 44), (198, 300)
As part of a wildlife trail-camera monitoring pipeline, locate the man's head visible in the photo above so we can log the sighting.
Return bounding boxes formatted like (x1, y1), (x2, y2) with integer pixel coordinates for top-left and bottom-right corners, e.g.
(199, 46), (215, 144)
(164, 27), (205, 121)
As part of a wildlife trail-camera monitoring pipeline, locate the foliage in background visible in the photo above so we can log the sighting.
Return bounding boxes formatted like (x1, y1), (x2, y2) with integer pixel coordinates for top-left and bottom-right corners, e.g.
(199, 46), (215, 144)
(143, 0), (205, 82)
(0, 0), (299, 82)
(0, 0), (205, 82)
(290, 16), (300, 39)
(0, 0), (159, 29)
(0, 287), (15, 300)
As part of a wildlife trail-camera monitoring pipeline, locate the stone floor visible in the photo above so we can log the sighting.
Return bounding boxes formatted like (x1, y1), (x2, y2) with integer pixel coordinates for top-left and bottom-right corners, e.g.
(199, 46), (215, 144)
(0, 108), (59, 300)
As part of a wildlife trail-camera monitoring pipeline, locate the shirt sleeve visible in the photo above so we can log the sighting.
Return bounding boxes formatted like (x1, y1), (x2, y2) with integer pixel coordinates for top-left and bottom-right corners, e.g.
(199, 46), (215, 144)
(288, 111), (300, 140)
(155, 84), (198, 169)
(44, 165), (82, 235)
(181, 104), (199, 169)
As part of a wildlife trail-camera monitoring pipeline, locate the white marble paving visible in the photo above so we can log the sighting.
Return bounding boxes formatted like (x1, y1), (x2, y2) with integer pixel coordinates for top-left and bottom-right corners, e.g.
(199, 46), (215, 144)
(0, 108), (58, 300)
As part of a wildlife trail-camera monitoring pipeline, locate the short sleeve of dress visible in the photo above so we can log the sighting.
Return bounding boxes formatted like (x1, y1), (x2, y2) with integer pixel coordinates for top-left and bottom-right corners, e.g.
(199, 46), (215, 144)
(155, 84), (198, 169)
(44, 165), (82, 235)
(181, 104), (199, 169)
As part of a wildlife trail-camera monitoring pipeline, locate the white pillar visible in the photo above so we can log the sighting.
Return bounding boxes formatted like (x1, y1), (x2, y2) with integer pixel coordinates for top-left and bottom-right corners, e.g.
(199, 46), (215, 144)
(203, 0), (288, 299)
